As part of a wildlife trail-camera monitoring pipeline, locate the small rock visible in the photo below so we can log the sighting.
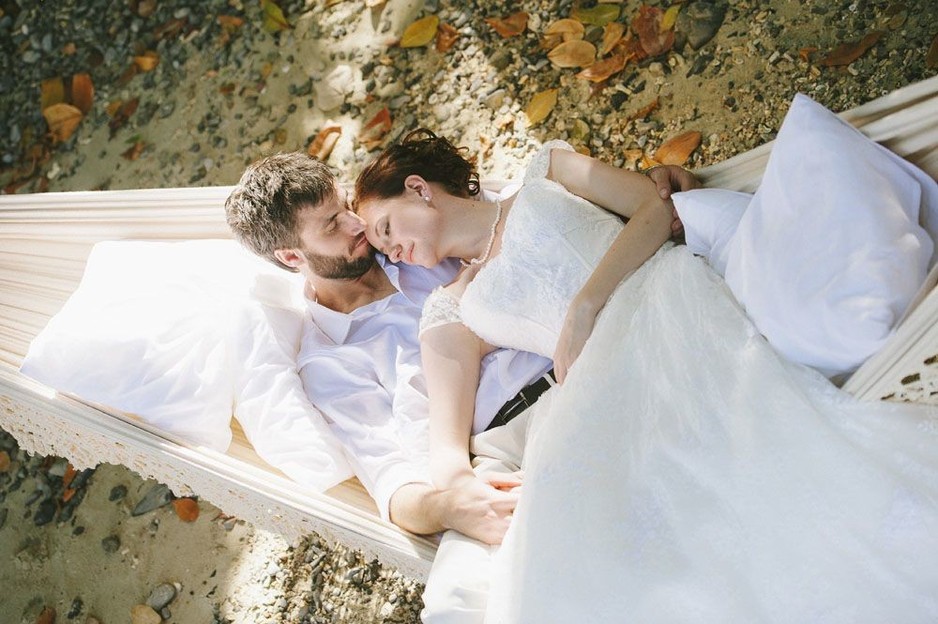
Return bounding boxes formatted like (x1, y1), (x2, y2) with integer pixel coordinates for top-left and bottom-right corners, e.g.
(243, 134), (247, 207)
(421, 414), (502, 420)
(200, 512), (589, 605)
(108, 485), (127, 502)
(130, 604), (161, 624)
(159, 607), (171, 620)
(33, 499), (56, 526)
(676, 1), (727, 50)
(67, 597), (83, 618)
(146, 583), (177, 611)
(101, 535), (121, 554)
(131, 484), (173, 516)
(0, 507), (7, 530)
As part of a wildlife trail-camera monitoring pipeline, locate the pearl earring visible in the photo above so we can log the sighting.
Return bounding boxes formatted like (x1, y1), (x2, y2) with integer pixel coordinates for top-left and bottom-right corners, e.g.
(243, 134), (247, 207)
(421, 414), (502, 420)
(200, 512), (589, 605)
(423, 195), (430, 202)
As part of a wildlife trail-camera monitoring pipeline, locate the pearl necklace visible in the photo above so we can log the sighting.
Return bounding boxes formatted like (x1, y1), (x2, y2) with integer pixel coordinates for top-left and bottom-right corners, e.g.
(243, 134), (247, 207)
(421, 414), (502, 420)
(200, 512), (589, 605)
(461, 198), (502, 267)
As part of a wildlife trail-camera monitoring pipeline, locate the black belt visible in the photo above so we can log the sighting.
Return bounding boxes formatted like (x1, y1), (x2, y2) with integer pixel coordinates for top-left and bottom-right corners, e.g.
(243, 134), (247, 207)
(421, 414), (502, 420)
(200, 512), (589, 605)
(487, 369), (556, 430)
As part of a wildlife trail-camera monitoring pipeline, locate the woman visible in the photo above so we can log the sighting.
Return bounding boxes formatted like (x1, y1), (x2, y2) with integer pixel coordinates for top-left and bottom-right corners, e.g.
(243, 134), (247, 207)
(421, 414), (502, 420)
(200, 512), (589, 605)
(355, 118), (938, 620)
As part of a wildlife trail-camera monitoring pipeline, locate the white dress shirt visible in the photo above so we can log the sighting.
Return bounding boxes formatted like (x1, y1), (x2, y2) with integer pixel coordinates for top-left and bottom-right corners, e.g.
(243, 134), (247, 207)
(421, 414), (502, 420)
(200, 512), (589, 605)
(297, 254), (550, 521)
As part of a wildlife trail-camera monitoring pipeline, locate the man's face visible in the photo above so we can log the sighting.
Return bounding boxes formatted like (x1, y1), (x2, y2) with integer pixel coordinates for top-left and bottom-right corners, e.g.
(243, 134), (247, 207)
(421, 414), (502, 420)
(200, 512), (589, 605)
(292, 183), (376, 279)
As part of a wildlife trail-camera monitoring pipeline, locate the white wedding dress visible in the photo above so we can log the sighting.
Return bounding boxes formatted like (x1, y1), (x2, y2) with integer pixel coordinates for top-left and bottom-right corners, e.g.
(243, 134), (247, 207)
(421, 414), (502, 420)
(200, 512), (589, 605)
(425, 141), (938, 623)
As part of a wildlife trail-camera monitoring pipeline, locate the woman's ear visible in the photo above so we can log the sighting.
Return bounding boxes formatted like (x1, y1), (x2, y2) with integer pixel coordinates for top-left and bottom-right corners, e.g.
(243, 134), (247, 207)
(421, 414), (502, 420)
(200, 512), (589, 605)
(404, 174), (430, 202)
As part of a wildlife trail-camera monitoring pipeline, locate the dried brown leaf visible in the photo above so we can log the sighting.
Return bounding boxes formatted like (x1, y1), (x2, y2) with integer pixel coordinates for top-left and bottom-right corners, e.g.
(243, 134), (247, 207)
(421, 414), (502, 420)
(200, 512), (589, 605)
(524, 88), (558, 126)
(485, 12), (528, 38)
(42, 103), (83, 143)
(108, 97), (139, 135)
(632, 5), (674, 57)
(218, 15), (244, 30)
(173, 497), (200, 522)
(799, 46), (818, 62)
(625, 96), (659, 122)
(62, 42), (77, 55)
(40, 78), (65, 110)
(548, 39), (596, 68)
(436, 22), (460, 53)
(401, 15), (439, 47)
(133, 50), (160, 72)
(62, 463), (77, 489)
(655, 130), (701, 165)
(600, 22), (625, 55)
(154, 17), (187, 41)
(544, 18), (585, 39)
(540, 33), (564, 51)
(819, 30), (884, 66)
(121, 140), (146, 160)
(71, 73), (94, 115)
(36, 607), (55, 624)
(927, 32), (938, 69)
(359, 107), (392, 150)
(308, 125), (342, 161)
(0, 450), (10, 473)
(576, 50), (627, 82)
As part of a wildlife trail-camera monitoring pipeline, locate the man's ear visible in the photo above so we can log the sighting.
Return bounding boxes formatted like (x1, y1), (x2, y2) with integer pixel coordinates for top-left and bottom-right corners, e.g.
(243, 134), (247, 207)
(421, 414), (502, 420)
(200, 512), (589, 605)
(274, 248), (304, 270)
(404, 174), (430, 200)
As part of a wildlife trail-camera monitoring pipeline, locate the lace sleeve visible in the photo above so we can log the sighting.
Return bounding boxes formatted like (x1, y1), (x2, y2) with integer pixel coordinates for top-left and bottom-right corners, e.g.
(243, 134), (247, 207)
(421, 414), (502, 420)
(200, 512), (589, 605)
(419, 287), (463, 337)
(524, 139), (575, 183)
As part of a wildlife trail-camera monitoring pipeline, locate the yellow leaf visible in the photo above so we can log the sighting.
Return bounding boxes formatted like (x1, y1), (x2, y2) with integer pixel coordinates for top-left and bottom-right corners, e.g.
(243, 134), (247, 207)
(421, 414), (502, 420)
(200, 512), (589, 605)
(40, 77), (65, 110)
(655, 130), (701, 165)
(525, 89), (558, 126)
(262, 0), (292, 33)
(572, 4), (620, 26)
(401, 15), (439, 48)
(547, 40), (596, 68)
(485, 12), (528, 38)
(600, 22), (625, 55)
(661, 6), (680, 32)
(42, 103), (83, 143)
(133, 50), (160, 72)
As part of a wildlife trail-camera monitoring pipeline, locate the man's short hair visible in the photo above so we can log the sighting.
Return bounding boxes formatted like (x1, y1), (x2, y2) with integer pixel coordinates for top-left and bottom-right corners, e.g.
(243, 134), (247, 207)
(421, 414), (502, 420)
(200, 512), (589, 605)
(225, 152), (336, 272)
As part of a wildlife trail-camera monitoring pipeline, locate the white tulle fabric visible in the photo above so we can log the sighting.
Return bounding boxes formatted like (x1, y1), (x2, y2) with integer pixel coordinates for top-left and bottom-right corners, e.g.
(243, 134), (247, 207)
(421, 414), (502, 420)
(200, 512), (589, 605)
(436, 142), (938, 622)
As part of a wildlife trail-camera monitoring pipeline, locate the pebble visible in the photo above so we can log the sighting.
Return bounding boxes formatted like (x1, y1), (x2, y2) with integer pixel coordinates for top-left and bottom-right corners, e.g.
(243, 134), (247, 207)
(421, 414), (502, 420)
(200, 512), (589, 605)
(0, 507), (7, 530)
(130, 604), (161, 624)
(677, 1), (727, 50)
(146, 583), (177, 610)
(101, 535), (121, 554)
(33, 499), (57, 526)
(131, 484), (173, 516)
(109, 485), (128, 502)
(67, 597), (84, 618)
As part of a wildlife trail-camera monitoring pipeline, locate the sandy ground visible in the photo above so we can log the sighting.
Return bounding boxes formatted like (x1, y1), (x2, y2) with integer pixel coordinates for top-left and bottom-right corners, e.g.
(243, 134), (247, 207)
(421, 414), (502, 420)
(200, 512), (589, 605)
(1, 0), (936, 622)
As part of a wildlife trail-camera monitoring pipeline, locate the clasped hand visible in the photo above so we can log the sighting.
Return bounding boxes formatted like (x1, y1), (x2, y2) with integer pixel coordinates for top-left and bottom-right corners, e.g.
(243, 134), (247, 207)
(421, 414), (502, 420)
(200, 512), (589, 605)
(443, 472), (522, 545)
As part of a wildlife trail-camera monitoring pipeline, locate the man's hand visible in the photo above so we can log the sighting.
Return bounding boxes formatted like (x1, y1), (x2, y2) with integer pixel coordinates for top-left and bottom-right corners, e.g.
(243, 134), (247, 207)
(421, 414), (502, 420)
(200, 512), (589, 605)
(646, 165), (702, 235)
(441, 474), (520, 545)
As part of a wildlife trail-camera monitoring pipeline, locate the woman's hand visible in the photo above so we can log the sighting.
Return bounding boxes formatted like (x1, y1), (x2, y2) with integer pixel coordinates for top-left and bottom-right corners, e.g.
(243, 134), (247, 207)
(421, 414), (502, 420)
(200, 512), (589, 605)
(553, 295), (601, 384)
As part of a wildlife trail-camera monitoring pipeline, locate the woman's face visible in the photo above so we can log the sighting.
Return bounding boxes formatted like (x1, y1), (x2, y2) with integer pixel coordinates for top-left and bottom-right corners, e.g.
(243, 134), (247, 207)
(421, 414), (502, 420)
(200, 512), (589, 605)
(358, 190), (444, 268)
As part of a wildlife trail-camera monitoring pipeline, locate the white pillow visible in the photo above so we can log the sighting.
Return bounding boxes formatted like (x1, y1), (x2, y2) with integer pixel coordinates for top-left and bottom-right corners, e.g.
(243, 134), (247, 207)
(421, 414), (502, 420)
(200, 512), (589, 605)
(723, 93), (936, 378)
(672, 188), (751, 276)
(21, 240), (355, 490)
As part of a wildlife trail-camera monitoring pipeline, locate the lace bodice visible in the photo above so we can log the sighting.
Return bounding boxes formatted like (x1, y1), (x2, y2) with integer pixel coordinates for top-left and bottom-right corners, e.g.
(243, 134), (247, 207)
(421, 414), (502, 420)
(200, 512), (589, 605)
(422, 140), (660, 358)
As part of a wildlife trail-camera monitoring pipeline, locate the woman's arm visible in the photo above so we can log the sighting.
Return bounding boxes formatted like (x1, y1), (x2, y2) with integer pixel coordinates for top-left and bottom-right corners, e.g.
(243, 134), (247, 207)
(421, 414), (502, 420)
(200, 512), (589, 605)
(421, 318), (494, 489)
(547, 148), (675, 382)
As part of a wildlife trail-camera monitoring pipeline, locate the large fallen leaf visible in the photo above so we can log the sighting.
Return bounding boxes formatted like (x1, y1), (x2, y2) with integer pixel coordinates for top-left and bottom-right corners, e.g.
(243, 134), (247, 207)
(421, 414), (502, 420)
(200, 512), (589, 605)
(401, 15), (439, 47)
(548, 39), (596, 68)
(40, 78), (65, 110)
(308, 124), (342, 161)
(572, 4), (620, 26)
(928, 33), (938, 69)
(133, 50), (160, 72)
(70, 73), (94, 114)
(172, 497), (200, 522)
(42, 103), (83, 143)
(632, 5), (675, 57)
(655, 130), (701, 165)
(485, 12), (528, 38)
(436, 22), (459, 52)
(359, 107), (392, 150)
(600, 22), (625, 55)
(525, 88), (558, 126)
(262, 0), (292, 33)
(819, 30), (884, 66)
(576, 50), (627, 82)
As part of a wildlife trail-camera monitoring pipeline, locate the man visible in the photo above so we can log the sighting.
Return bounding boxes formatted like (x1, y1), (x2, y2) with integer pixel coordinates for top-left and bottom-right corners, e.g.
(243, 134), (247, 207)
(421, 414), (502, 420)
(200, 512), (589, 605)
(224, 150), (694, 559)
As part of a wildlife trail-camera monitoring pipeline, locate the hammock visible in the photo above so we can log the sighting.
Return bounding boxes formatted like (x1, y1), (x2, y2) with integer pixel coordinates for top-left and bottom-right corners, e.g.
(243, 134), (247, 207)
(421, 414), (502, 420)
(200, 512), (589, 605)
(1, 77), (937, 581)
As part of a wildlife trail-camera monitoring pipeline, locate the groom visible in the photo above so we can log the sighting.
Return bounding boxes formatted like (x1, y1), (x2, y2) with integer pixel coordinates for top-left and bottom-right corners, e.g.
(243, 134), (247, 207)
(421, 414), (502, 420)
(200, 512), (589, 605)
(224, 150), (695, 559)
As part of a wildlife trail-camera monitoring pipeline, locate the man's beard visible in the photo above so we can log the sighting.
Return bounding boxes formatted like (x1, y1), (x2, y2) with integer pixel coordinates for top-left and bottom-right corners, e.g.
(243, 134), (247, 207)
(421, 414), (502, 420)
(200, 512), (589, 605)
(303, 248), (376, 280)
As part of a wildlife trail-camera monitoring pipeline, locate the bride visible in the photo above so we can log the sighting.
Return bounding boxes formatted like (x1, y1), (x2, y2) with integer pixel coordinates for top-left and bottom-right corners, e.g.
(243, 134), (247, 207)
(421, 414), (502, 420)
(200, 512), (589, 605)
(354, 100), (938, 621)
